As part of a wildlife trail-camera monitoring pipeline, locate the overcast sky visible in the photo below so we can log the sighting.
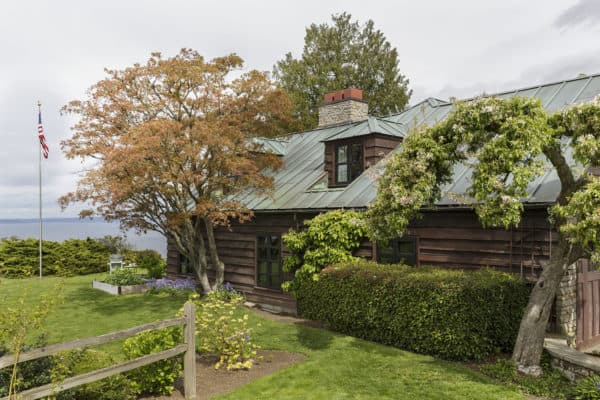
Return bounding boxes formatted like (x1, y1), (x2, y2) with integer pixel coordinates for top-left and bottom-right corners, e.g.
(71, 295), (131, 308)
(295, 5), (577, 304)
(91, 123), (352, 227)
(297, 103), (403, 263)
(1, 0), (599, 219)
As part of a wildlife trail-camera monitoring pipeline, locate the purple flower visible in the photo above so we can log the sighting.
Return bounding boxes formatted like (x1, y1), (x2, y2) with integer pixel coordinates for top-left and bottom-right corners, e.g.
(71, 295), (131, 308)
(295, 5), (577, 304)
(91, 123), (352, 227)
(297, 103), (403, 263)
(146, 277), (197, 292)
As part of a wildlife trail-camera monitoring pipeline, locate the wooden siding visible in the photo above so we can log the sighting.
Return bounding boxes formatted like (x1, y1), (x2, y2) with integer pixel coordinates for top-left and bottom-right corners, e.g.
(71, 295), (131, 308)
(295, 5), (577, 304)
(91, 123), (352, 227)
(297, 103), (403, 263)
(167, 213), (318, 314)
(167, 208), (554, 312)
(324, 134), (402, 187)
(363, 134), (402, 168)
(577, 260), (600, 349)
(406, 208), (554, 277)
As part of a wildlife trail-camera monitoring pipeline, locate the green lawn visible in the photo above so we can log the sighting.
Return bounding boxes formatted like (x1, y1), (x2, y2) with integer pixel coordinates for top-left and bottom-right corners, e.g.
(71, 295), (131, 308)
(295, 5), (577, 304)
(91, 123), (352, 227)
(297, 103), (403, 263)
(0, 274), (188, 355)
(1, 275), (528, 399)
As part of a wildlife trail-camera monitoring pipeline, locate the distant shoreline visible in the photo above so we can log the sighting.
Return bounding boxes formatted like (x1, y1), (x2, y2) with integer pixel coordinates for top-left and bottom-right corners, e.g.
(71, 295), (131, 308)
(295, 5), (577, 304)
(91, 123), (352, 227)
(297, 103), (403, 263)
(0, 219), (166, 256)
(0, 217), (106, 224)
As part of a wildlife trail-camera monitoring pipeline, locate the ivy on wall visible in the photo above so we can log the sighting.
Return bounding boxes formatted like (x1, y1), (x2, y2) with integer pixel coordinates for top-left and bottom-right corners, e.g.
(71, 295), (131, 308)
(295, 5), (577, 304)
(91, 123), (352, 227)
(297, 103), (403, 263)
(282, 209), (367, 294)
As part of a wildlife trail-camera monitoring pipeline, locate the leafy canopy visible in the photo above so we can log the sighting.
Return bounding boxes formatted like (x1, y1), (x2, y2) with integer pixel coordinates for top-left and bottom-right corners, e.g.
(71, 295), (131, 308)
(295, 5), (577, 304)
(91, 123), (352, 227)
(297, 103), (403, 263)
(60, 49), (296, 291)
(274, 12), (411, 130)
(61, 49), (294, 233)
(367, 95), (600, 263)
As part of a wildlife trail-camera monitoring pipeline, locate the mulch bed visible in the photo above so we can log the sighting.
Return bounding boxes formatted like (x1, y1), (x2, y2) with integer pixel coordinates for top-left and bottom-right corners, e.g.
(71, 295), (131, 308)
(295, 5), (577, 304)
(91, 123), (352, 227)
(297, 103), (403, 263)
(144, 349), (306, 400)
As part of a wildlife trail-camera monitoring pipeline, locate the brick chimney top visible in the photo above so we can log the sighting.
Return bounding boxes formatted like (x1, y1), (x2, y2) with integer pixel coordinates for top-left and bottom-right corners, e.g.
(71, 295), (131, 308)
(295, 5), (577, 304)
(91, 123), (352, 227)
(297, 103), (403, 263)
(318, 88), (368, 128)
(323, 88), (364, 104)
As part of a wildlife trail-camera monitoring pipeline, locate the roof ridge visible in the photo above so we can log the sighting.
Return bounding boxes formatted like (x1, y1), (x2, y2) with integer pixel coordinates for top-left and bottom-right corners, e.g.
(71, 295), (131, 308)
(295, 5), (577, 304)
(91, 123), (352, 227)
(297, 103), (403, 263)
(387, 73), (600, 120)
(254, 136), (291, 143)
(388, 97), (450, 118)
(374, 115), (408, 126)
(464, 72), (600, 101)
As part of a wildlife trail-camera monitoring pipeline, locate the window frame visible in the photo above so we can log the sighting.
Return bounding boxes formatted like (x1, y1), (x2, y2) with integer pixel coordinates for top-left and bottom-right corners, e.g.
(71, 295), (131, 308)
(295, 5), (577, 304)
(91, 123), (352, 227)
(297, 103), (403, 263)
(179, 252), (194, 275)
(376, 236), (419, 266)
(334, 140), (364, 186)
(255, 234), (283, 291)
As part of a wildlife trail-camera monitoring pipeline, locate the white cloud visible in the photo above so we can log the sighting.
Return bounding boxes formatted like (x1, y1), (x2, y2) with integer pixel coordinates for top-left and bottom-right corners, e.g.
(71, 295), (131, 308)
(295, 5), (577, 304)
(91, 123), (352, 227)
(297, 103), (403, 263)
(0, 0), (597, 217)
(555, 0), (600, 29)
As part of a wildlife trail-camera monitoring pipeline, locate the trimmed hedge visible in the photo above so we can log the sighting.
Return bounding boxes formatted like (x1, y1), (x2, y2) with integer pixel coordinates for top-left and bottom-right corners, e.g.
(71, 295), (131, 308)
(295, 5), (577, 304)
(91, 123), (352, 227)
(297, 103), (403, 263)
(297, 261), (530, 361)
(0, 237), (153, 277)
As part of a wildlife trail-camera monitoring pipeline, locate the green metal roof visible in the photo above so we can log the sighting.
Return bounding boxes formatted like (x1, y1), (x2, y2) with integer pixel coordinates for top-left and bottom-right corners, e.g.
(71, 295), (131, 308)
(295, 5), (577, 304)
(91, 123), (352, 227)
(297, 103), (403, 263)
(252, 137), (289, 156)
(239, 73), (600, 212)
(321, 116), (407, 142)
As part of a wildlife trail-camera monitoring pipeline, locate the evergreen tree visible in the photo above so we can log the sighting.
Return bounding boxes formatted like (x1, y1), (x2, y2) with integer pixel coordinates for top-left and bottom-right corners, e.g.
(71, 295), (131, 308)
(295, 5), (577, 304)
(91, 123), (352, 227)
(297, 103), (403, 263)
(274, 12), (412, 130)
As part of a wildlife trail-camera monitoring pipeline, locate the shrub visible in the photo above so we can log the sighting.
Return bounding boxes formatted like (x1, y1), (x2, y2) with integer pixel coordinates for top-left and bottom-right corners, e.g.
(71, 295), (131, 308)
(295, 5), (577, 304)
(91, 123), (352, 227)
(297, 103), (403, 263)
(297, 261), (530, 361)
(0, 282), (62, 397)
(53, 349), (137, 400)
(0, 338), (53, 397)
(193, 292), (259, 370)
(0, 346), (137, 400)
(571, 375), (600, 400)
(122, 327), (183, 395)
(102, 269), (145, 286)
(282, 209), (367, 294)
(211, 282), (244, 303)
(136, 250), (165, 279)
(0, 237), (157, 278)
(94, 235), (132, 254)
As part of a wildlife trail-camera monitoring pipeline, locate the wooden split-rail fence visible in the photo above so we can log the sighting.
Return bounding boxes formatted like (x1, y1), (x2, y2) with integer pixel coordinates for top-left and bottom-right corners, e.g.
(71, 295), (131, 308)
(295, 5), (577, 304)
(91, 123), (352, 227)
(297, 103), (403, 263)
(0, 302), (197, 400)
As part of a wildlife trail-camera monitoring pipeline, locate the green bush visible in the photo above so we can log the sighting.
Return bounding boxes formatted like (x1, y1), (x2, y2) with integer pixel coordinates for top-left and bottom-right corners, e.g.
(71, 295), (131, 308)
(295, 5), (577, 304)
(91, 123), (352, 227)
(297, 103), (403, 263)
(54, 349), (137, 400)
(122, 327), (183, 395)
(136, 250), (165, 279)
(102, 269), (145, 286)
(571, 375), (600, 400)
(297, 261), (530, 361)
(282, 209), (367, 294)
(192, 292), (259, 370)
(0, 347), (137, 400)
(0, 338), (53, 397)
(480, 353), (571, 399)
(0, 237), (156, 278)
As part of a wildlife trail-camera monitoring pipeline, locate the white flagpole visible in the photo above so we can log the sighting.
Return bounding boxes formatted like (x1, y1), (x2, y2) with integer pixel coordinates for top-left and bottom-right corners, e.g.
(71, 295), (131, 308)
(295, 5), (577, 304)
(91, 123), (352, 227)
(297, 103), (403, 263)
(38, 100), (43, 279)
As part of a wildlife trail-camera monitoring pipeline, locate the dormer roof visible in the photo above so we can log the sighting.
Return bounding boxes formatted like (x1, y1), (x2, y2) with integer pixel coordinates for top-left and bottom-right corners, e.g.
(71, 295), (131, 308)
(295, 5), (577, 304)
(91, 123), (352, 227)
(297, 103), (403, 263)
(321, 116), (407, 142)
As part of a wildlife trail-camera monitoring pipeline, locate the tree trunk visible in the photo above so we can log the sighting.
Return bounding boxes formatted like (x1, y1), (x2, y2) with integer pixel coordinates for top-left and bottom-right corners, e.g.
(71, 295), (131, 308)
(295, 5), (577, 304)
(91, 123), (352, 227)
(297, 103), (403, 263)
(192, 229), (212, 293)
(192, 249), (211, 293)
(204, 218), (225, 290)
(170, 223), (213, 293)
(512, 239), (580, 375)
(168, 218), (225, 293)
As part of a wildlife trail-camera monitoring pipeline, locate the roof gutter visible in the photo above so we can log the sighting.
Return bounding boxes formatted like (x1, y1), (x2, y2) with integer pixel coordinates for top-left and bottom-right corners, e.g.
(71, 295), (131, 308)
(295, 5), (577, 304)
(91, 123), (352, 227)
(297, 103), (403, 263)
(252, 202), (556, 214)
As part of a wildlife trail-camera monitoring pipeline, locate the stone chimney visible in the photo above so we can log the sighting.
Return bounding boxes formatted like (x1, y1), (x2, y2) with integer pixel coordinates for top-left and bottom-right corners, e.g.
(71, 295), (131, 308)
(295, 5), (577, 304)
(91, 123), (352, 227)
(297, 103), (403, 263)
(318, 88), (368, 128)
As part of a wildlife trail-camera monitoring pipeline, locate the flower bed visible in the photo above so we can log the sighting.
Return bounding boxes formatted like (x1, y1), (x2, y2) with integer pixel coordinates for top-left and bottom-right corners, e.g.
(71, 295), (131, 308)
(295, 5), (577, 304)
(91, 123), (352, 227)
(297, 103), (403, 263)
(92, 280), (149, 295)
(146, 277), (197, 294)
(93, 269), (149, 295)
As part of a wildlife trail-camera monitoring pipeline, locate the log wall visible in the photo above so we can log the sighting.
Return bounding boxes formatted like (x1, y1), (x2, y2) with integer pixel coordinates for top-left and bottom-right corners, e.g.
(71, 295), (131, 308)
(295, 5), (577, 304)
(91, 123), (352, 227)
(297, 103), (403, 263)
(406, 208), (554, 277)
(167, 208), (555, 313)
(167, 212), (318, 313)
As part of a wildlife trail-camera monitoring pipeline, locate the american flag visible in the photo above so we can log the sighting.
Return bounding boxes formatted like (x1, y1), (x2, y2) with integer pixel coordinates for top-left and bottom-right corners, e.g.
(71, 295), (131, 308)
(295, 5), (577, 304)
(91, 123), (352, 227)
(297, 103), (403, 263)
(37, 110), (49, 159)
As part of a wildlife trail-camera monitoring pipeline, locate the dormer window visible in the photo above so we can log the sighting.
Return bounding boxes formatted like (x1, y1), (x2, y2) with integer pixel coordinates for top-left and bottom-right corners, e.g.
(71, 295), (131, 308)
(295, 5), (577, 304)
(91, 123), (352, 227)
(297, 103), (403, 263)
(335, 142), (363, 185)
(320, 111), (406, 188)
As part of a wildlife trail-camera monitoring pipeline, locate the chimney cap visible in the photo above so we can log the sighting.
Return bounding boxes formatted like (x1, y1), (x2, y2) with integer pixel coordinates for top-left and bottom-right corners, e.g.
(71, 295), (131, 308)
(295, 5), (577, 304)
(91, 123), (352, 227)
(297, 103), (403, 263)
(323, 88), (364, 104)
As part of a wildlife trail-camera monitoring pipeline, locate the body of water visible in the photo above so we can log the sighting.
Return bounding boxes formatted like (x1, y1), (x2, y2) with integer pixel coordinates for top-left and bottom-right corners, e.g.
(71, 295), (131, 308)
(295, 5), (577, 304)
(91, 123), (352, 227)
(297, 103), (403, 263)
(0, 219), (166, 257)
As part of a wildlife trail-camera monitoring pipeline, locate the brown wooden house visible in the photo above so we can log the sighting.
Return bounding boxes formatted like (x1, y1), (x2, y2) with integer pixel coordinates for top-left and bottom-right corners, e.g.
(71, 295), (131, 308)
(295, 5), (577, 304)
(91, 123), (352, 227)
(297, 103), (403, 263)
(167, 76), (600, 347)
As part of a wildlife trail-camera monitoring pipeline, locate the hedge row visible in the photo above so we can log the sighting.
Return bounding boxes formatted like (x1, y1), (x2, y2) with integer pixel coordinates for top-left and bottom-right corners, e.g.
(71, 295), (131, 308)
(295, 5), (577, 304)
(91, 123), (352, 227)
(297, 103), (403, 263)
(0, 237), (152, 277)
(296, 261), (530, 361)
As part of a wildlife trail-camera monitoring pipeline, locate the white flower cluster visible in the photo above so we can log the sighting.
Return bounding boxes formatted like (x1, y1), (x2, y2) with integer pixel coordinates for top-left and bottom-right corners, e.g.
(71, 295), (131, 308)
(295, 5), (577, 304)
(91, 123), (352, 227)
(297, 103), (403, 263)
(452, 123), (465, 134)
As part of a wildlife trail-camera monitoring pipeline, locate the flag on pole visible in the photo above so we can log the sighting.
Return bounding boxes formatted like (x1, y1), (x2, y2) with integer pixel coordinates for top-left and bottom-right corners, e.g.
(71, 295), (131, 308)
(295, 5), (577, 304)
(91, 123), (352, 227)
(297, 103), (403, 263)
(37, 110), (49, 158)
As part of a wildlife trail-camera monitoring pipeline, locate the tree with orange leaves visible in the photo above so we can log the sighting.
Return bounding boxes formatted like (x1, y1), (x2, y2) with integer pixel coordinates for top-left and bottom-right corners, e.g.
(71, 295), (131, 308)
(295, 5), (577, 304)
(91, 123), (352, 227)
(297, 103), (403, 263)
(60, 49), (296, 292)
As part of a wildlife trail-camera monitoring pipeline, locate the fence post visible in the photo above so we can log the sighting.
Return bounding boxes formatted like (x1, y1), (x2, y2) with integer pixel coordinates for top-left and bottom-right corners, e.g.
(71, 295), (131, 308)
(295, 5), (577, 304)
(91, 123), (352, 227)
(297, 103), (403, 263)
(183, 301), (197, 400)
